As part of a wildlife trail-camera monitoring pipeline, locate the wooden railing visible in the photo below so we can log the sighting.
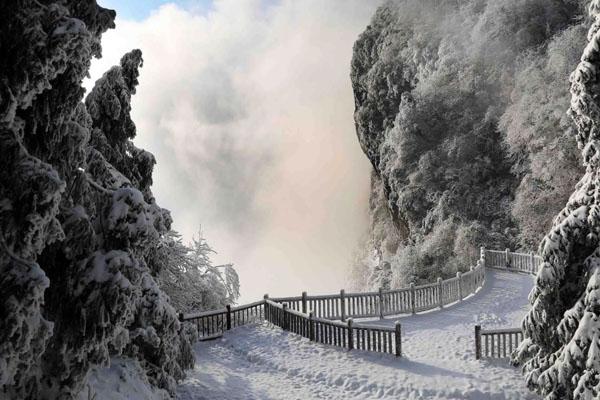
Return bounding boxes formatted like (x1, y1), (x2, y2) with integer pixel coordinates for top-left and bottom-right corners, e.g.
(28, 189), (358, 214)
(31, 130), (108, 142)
(180, 246), (509, 359)
(472, 248), (539, 360)
(270, 262), (485, 321)
(180, 300), (264, 340)
(483, 248), (542, 274)
(475, 325), (523, 359)
(264, 300), (401, 356)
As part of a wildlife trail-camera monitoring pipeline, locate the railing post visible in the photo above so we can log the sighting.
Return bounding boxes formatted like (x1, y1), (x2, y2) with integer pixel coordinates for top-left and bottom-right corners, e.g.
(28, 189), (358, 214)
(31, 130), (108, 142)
(309, 312), (315, 341)
(178, 312), (184, 334)
(301, 291), (307, 314)
(437, 277), (443, 309)
(395, 321), (402, 357)
(480, 246), (486, 268)
(505, 248), (510, 269)
(340, 289), (346, 321)
(530, 252), (535, 274)
(282, 303), (289, 330)
(226, 305), (232, 330)
(410, 282), (416, 314)
(475, 325), (481, 360)
(264, 294), (269, 322)
(347, 318), (353, 350)
(457, 272), (463, 301)
(378, 287), (384, 319)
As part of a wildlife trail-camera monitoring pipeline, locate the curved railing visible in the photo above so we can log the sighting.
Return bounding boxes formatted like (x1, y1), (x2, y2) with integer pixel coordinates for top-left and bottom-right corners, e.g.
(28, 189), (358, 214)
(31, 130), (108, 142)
(264, 299), (402, 356)
(180, 247), (491, 357)
(482, 248), (542, 274)
(179, 246), (539, 360)
(474, 248), (541, 360)
(268, 262), (485, 321)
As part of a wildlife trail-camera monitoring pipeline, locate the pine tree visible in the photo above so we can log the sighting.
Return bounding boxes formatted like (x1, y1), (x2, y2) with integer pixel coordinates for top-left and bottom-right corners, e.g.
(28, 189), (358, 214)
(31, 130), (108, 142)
(0, 2), (115, 397)
(514, 1), (600, 398)
(0, 2), (195, 398)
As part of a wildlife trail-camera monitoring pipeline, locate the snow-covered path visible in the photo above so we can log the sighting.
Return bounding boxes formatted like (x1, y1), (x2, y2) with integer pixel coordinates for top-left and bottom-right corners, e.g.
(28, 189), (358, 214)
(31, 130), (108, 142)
(177, 270), (538, 400)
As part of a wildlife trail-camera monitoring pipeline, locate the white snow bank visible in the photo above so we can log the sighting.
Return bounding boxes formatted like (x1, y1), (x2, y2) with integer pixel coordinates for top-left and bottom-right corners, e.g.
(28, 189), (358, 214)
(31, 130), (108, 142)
(78, 357), (169, 400)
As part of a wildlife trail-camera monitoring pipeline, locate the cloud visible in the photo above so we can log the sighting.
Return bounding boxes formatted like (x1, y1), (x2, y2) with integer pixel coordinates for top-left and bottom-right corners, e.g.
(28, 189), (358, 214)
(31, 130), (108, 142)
(87, 0), (378, 301)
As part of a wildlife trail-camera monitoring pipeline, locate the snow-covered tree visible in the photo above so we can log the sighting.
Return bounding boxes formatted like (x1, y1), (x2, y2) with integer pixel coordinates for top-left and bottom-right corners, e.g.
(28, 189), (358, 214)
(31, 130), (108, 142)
(0, 1), (115, 397)
(350, 0), (582, 290)
(157, 230), (240, 313)
(502, 24), (587, 249)
(0, 1), (209, 398)
(513, 1), (600, 398)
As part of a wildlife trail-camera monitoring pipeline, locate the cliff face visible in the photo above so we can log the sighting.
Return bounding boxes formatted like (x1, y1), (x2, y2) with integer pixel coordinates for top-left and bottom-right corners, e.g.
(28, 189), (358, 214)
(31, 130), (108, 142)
(350, 0), (585, 289)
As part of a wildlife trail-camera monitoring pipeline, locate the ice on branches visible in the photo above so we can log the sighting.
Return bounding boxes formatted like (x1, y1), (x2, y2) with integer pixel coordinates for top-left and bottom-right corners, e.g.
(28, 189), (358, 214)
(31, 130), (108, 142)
(0, 1), (202, 398)
(514, 1), (600, 398)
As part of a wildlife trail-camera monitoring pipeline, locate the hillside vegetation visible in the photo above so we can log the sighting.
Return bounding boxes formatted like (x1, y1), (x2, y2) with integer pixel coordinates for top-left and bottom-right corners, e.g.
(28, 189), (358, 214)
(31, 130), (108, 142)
(351, 0), (586, 289)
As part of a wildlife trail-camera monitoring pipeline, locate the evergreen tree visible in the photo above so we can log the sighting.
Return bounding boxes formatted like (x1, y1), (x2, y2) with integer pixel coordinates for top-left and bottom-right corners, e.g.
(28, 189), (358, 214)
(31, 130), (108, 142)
(514, 1), (600, 398)
(0, 2), (204, 398)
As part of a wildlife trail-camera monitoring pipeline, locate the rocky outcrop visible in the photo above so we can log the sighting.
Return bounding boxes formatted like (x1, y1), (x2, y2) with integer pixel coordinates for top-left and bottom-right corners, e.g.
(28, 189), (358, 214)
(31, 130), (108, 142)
(351, 0), (584, 288)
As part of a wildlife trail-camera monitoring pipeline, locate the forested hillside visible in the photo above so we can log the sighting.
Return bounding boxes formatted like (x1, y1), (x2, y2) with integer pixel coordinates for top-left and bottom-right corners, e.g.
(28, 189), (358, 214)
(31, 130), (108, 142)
(351, 0), (587, 289)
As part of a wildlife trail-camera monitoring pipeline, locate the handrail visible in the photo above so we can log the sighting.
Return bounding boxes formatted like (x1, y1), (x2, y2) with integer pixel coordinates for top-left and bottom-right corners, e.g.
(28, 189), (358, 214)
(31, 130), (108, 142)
(231, 299), (265, 312)
(482, 247), (542, 274)
(475, 324), (524, 360)
(181, 308), (227, 321)
(264, 298), (401, 356)
(473, 248), (539, 360)
(269, 261), (485, 320)
(179, 246), (536, 360)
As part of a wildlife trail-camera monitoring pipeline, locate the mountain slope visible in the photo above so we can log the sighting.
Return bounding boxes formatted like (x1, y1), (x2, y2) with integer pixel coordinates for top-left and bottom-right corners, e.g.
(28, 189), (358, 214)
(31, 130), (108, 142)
(350, 0), (585, 289)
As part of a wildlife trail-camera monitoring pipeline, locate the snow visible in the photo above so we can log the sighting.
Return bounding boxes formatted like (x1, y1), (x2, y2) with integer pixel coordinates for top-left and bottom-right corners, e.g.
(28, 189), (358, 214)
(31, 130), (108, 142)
(177, 270), (538, 400)
(78, 357), (169, 400)
(52, 18), (87, 36)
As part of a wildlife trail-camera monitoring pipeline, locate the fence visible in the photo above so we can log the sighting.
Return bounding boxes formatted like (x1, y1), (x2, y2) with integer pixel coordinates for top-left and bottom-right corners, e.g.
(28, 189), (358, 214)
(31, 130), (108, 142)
(180, 300), (264, 340)
(270, 262), (485, 321)
(483, 248), (542, 274)
(264, 299), (401, 356)
(475, 325), (523, 359)
(472, 248), (540, 360)
(181, 247), (543, 361)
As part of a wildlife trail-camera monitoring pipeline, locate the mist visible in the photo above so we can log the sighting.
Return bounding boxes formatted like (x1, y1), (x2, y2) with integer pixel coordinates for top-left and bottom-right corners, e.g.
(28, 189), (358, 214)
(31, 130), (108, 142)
(87, 0), (378, 302)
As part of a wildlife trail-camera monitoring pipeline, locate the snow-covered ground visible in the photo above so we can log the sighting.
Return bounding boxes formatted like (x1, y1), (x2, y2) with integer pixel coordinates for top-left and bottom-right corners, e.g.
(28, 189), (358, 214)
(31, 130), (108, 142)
(177, 270), (537, 400)
(79, 357), (169, 400)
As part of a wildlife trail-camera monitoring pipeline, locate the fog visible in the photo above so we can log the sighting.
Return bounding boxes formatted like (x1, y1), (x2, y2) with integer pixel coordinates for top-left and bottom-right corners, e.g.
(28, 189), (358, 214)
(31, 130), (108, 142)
(88, 0), (378, 302)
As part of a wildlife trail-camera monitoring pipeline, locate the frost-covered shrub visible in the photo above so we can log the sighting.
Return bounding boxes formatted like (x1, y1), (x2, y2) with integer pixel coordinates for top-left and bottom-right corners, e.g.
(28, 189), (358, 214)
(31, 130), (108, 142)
(501, 24), (587, 249)
(157, 231), (240, 313)
(0, 1), (197, 398)
(351, 0), (584, 289)
(389, 219), (484, 286)
(513, 1), (600, 398)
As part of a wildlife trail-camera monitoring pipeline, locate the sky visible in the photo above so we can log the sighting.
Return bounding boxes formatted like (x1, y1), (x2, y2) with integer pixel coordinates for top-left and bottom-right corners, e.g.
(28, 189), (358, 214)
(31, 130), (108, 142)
(98, 0), (279, 20)
(89, 0), (379, 302)
(98, 0), (210, 20)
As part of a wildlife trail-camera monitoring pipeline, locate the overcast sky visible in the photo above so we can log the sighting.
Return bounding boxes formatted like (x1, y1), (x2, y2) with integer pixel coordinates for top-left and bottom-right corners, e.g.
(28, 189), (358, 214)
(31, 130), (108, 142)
(89, 0), (379, 302)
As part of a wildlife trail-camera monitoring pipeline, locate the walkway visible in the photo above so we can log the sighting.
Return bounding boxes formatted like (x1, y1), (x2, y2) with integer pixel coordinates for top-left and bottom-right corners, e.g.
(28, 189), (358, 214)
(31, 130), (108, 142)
(177, 270), (539, 400)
